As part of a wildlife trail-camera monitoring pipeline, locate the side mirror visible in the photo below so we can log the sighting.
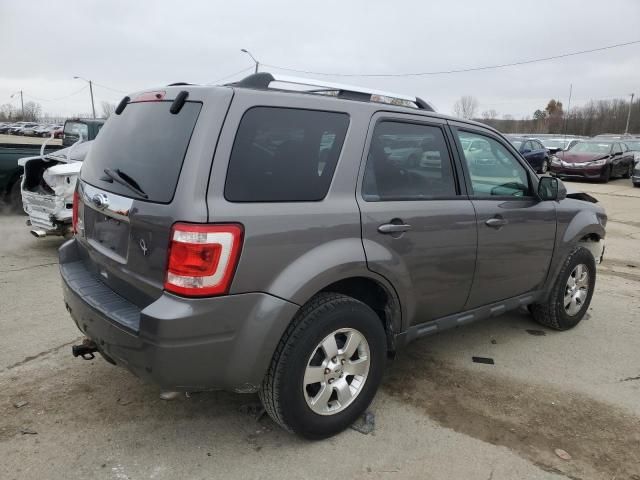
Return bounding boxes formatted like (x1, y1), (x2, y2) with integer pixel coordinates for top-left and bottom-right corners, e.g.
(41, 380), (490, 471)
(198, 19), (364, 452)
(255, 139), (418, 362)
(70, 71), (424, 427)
(538, 176), (567, 201)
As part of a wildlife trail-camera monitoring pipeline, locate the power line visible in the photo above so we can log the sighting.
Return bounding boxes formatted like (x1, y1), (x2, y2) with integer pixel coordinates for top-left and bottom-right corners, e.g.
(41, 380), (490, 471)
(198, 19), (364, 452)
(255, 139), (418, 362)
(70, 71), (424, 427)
(22, 85), (88, 103)
(262, 39), (640, 78)
(90, 81), (128, 94)
(207, 66), (254, 85)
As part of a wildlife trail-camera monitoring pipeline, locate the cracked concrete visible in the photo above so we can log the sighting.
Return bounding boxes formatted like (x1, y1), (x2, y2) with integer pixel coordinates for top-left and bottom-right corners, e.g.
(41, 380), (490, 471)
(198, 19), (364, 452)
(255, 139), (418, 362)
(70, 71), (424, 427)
(1, 178), (639, 480)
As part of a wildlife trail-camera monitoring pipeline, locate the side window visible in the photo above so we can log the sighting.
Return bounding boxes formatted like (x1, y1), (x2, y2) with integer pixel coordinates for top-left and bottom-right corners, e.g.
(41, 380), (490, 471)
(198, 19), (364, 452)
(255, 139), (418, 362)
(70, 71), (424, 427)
(362, 121), (458, 201)
(532, 140), (542, 150)
(455, 130), (531, 197)
(225, 107), (349, 202)
(523, 141), (533, 152)
(613, 143), (622, 154)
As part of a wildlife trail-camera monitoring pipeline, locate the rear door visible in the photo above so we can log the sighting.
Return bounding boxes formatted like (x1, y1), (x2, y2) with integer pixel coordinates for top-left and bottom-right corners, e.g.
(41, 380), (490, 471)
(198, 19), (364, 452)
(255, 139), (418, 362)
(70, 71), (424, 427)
(75, 87), (233, 308)
(357, 113), (477, 326)
(451, 126), (556, 308)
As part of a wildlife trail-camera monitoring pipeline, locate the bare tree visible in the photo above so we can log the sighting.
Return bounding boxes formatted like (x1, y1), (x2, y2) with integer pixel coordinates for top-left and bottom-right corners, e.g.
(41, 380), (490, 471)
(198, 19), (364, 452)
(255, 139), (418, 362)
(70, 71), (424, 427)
(0, 103), (17, 121)
(101, 101), (116, 119)
(453, 95), (479, 119)
(22, 101), (42, 121)
(481, 109), (498, 121)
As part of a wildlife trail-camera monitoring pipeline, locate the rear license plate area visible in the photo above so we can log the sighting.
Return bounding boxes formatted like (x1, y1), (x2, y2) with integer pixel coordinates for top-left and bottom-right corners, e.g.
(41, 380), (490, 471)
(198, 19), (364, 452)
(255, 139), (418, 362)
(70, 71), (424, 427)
(85, 208), (130, 260)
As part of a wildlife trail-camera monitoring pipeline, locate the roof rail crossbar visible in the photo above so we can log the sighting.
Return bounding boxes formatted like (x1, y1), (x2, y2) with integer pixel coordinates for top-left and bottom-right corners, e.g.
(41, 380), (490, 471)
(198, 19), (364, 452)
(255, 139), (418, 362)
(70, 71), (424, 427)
(229, 73), (435, 111)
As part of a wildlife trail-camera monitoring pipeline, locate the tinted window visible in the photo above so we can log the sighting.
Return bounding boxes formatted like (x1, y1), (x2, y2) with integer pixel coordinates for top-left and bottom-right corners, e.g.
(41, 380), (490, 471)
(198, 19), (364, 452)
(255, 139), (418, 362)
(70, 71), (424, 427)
(613, 143), (622, 154)
(81, 101), (201, 203)
(225, 107), (349, 202)
(456, 130), (530, 197)
(362, 121), (457, 201)
(64, 121), (89, 139)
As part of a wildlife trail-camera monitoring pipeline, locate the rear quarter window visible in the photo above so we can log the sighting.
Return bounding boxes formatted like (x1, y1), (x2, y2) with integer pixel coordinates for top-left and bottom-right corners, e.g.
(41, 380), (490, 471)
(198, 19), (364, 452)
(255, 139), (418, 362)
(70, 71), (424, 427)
(224, 107), (349, 202)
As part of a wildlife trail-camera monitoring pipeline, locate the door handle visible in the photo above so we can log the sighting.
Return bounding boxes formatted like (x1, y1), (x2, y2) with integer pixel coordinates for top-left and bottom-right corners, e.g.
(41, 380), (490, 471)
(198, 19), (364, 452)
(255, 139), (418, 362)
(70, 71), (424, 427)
(378, 223), (412, 234)
(485, 217), (508, 229)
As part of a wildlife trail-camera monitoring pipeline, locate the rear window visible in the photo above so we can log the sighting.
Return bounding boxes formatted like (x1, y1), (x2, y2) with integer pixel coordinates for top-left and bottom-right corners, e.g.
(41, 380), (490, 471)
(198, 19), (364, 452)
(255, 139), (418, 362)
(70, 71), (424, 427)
(64, 121), (89, 139)
(81, 102), (201, 203)
(224, 107), (349, 202)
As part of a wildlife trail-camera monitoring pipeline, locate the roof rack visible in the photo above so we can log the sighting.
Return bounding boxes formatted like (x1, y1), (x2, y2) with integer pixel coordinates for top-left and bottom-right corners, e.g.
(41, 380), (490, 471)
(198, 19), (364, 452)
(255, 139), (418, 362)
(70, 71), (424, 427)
(229, 72), (435, 111)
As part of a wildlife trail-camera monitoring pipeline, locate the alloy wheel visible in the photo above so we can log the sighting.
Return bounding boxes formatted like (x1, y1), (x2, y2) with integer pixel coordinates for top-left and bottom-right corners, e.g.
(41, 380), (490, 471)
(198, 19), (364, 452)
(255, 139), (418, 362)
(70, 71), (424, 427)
(303, 328), (370, 415)
(564, 264), (589, 316)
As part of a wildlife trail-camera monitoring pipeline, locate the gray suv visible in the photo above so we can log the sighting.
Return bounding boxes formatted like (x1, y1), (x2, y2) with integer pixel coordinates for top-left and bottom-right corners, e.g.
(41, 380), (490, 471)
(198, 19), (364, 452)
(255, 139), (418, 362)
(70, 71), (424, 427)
(60, 73), (606, 439)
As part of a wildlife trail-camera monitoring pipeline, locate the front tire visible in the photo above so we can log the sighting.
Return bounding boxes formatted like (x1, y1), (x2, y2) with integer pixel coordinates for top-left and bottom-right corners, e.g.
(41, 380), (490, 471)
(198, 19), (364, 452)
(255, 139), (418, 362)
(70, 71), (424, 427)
(622, 163), (633, 179)
(600, 166), (612, 183)
(260, 292), (386, 439)
(531, 247), (596, 330)
(540, 158), (549, 174)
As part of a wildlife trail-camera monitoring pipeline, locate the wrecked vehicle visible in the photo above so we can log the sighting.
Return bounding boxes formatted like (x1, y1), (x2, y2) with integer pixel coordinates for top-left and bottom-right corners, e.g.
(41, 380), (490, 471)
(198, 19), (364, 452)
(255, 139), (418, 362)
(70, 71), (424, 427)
(61, 73), (606, 439)
(19, 140), (92, 237)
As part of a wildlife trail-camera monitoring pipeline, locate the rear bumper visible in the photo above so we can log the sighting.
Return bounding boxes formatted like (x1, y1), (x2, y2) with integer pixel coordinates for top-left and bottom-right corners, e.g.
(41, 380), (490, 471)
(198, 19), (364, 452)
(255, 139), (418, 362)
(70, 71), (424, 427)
(59, 238), (299, 392)
(21, 190), (71, 234)
(633, 173), (640, 186)
(549, 164), (606, 180)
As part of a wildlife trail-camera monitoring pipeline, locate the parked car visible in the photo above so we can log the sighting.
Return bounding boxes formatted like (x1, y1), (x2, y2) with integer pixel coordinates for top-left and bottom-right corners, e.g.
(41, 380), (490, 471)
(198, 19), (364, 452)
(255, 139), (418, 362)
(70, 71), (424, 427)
(623, 139), (640, 166)
(550, 140), (635, 182)
(540, 137), (581, 154)
(19, 139), (92, 237)
(20, 124), (45, 137)
(633, 162), (640, 187)
(0, 123), (20, 134)
(62, 118), (104, 146)
(62, 73), (607, 439)
(7, 122), (30, 135)
(0, 142), (64, 210)
(506, 136), (550, 173)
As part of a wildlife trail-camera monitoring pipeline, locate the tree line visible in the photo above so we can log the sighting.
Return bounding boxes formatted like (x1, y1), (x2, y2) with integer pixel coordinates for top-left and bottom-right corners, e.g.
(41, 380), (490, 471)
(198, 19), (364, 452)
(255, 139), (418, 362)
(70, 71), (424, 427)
(0, 100), (116, 122)
(453, 95), (638, 136)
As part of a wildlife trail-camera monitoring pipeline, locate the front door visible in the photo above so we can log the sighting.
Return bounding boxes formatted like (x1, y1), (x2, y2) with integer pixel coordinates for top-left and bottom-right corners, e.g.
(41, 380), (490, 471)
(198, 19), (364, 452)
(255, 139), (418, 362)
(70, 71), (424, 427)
(357, 115), (477, 326)
(452, 127), (557, 309)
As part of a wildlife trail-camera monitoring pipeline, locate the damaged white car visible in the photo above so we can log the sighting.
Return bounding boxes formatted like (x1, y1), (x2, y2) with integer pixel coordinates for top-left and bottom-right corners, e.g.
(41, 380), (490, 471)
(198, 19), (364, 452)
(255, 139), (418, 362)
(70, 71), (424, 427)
(19, 139), (92, 238)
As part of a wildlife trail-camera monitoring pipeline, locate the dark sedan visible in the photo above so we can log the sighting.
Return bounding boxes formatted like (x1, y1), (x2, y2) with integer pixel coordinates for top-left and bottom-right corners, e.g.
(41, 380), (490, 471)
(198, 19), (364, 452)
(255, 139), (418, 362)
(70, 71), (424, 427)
(550, 140), (634, 182)
(507, 136), (550, 173)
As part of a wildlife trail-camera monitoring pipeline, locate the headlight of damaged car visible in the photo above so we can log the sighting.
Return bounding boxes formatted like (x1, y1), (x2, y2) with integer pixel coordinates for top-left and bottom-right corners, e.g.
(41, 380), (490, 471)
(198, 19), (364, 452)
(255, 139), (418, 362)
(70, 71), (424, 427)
(588, 159), (607, 167)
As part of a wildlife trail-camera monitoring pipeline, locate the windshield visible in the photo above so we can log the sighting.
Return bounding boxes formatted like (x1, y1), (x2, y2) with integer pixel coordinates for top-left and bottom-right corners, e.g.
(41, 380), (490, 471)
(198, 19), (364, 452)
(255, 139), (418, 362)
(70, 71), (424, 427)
(570, 142), (612, 154)
(64, 122), (89, 139)
(81, 101), (201, 203)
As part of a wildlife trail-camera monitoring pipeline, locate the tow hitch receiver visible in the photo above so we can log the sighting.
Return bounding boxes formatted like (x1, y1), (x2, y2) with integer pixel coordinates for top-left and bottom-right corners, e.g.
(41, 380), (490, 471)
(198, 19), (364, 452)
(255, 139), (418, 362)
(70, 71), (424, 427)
(72, 339), (98, 360)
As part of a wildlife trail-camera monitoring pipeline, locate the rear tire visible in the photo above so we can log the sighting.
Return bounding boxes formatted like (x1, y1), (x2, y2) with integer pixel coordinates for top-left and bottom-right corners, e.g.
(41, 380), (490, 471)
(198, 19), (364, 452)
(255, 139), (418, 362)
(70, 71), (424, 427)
(7, 180), (25, 214)
(259, 292), (386, 439)
(531, 247), (596, 331)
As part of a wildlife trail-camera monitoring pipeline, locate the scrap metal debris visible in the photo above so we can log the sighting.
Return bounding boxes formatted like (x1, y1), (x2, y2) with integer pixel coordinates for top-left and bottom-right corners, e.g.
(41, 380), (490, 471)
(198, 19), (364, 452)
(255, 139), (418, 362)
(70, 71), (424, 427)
(13, 400), (28, 408)
(20, 428), (37, 435)
(526, 329), (547, 336)
(350, 410), (375, 435)
(472, 356), (495, 365)
(554, 448), (572, 461)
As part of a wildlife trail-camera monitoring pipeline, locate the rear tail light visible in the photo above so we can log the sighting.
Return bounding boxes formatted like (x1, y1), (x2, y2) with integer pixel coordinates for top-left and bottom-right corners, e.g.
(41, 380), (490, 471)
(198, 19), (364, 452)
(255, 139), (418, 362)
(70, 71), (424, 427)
(71, 189), (79, 234)
(164, 223), (243, 297)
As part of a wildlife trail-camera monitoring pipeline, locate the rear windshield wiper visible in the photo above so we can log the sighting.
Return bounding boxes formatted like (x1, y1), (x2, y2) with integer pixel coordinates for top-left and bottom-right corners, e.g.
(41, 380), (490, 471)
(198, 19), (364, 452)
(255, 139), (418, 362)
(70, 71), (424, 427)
(101, 168), (148, 199)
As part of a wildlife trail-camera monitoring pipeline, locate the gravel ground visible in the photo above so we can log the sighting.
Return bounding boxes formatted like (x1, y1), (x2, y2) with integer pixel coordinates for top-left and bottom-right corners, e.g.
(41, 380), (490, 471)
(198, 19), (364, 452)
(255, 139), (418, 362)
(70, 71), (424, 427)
(0, 178), (639, 480)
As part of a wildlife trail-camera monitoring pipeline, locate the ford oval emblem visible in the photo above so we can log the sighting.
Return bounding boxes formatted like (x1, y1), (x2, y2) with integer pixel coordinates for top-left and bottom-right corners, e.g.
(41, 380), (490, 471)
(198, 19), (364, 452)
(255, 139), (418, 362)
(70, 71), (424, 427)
(92, 193), (109, 209)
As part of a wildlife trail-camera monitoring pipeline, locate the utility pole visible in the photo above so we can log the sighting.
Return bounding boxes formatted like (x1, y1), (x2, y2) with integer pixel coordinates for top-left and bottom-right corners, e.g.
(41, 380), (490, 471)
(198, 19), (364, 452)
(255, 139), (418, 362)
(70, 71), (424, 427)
(89, 80), (96, 119)
(73, 76), (96, 119)
(625, 93), (634, 135)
